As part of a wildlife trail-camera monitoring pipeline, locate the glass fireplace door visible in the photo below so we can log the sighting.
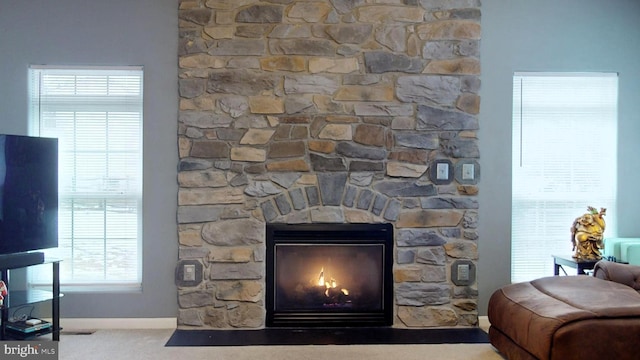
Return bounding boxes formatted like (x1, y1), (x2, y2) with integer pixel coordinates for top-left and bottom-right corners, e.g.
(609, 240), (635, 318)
(266, 223), (393, 327)
(274, 244), (384, 312)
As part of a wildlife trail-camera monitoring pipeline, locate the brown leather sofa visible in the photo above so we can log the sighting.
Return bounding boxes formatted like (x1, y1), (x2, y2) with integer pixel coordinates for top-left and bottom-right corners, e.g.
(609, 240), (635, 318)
(488, 261), (640, 360)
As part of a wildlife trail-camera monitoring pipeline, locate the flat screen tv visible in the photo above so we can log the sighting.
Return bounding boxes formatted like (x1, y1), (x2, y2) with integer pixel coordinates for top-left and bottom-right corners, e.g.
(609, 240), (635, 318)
(0, 134), (58, 257)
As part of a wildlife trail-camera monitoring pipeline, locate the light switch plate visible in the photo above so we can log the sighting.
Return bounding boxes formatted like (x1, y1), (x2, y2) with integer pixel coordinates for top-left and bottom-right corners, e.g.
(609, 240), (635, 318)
(436, 163), (449, 180)
(454, 160), (480, 185)
(462, 164), (474, 180)
(430, 159), (453, 185)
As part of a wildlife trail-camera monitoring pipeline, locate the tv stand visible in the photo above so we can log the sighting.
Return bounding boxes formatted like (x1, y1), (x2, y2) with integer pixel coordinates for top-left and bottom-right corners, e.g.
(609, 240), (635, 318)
(0, 256), (61, 341)
(0, 252), (45, 270)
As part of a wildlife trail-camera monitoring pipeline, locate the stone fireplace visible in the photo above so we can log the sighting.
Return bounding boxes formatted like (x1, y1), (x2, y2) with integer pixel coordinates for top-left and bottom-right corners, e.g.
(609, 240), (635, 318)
(176, 0), (481, 329)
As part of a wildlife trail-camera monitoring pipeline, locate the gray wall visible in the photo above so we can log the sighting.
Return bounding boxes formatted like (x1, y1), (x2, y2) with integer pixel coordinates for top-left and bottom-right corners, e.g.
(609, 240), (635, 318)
(0, 0), (179, 318)
(479, 0), (640, 314)
(2, 0), (639, 319)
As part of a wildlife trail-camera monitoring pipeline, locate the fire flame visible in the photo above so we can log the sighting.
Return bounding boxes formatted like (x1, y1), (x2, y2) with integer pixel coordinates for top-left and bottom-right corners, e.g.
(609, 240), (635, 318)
(316, 267), (349, 298)
(317, 267), (325, 286)
(317, 267), (338, 289)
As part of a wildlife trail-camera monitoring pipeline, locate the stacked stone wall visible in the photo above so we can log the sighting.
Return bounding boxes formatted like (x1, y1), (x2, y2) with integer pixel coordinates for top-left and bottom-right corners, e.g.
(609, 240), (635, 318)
(177, 0), (481, 329)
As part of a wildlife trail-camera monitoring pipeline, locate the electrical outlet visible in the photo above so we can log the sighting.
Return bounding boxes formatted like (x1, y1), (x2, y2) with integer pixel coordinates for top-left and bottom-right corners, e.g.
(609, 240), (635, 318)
(183, 264), (196, 282)
(462, 163), (475, 180)
(457, 264), (470, 281)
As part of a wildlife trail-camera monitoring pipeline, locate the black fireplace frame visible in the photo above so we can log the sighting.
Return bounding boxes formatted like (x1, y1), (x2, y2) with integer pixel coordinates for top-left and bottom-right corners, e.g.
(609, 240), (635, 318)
(265, 223), (394, 327)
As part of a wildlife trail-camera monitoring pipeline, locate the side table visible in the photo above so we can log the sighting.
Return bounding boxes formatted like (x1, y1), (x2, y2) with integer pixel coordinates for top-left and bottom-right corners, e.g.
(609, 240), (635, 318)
(552, 254), (599, 276)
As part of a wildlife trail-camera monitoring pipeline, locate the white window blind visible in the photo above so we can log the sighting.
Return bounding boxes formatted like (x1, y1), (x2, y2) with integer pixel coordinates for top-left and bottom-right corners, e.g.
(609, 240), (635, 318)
(511, 73), (618, 283)
(28, 66), (143, 290)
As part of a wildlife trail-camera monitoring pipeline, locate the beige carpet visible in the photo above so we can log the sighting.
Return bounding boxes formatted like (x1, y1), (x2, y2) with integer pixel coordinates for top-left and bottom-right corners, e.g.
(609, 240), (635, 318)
(58, 328), (504, 360)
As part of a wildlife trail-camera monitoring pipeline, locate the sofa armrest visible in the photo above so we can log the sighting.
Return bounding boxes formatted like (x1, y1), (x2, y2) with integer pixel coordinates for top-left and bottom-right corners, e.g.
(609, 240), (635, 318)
(593, 260), (640, 292)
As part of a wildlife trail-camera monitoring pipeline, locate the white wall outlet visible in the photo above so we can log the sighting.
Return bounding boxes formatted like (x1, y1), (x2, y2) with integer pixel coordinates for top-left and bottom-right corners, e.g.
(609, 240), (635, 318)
(436, 163), (449, 180)
(183, 264), (196, 282)
(457, 264), (470, 281)
(462, 163), (475, 180)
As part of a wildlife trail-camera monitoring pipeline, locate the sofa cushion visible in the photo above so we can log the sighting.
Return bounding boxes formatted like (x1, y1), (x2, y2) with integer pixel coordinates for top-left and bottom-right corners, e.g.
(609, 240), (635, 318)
(488, 275), (640, 360)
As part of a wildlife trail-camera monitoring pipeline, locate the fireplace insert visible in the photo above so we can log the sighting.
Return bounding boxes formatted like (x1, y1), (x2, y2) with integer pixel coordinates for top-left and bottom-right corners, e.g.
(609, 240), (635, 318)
(265, 223), (394, 327)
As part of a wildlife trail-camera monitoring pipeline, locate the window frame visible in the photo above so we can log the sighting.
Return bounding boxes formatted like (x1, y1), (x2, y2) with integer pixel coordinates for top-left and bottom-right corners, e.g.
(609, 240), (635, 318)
(28, 65), (144, 292)
(511, 72), (618, 283)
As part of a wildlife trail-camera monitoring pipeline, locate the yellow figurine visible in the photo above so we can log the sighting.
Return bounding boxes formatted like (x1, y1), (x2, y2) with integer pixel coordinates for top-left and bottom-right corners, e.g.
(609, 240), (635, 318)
(570, 206), (606, 260)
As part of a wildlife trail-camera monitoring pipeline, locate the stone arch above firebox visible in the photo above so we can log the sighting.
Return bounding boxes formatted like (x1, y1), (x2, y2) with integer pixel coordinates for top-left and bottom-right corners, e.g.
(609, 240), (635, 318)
(251, 171), (445, 224)
(258, 176), (397, 224)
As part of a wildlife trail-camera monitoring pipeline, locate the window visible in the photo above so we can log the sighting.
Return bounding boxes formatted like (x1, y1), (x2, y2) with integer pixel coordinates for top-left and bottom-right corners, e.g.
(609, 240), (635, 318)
(28, 66), (143, 290)
(511, 73), (618, 283)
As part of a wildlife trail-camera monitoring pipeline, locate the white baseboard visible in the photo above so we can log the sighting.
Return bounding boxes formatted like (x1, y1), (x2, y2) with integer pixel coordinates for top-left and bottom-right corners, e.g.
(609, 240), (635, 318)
(59, 317), (176, 330)
(478, 315), (490, 331)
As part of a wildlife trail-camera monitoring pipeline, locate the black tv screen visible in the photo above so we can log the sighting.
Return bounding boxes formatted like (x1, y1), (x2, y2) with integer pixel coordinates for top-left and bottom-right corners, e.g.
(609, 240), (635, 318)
(0, 134), (58, 255)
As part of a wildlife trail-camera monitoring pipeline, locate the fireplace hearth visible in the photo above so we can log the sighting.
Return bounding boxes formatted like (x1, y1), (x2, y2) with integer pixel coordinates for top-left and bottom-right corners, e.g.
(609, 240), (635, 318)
(265, 223), (394, 327)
